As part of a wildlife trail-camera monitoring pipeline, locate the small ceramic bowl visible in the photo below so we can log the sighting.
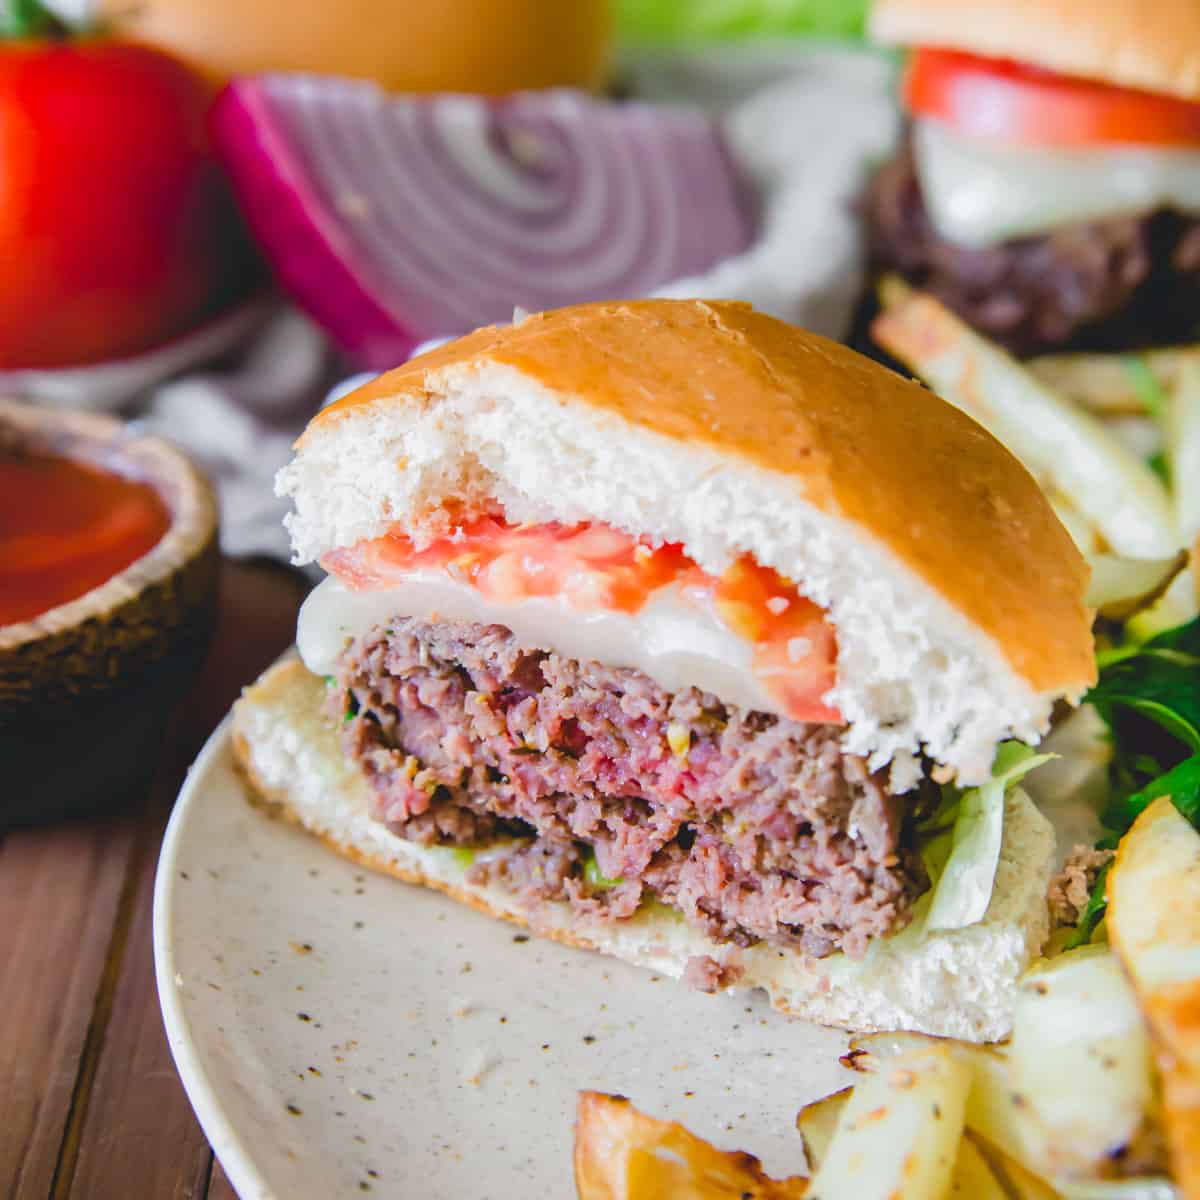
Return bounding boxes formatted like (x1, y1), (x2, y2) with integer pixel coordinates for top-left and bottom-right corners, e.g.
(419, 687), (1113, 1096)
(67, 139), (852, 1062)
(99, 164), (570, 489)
(0, 400), (219, 828)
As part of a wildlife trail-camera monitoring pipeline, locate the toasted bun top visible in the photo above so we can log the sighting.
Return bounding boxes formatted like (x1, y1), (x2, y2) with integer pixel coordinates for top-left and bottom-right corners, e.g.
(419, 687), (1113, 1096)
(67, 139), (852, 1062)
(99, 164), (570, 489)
(311, 299), (1093, 700)
(871, 0), (1200, 101)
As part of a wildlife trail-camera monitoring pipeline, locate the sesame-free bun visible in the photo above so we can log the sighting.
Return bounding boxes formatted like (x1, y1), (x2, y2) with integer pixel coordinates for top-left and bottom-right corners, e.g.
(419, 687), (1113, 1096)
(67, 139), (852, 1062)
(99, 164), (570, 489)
(871, 0), (1200, 102)
(279, 299), (1094, 783)
(232, 659), (1056, 1042)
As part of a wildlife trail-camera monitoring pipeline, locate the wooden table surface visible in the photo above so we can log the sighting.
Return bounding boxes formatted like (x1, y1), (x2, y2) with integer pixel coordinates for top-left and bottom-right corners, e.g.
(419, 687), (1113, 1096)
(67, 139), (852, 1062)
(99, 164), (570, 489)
(2, 559), (309, 1200)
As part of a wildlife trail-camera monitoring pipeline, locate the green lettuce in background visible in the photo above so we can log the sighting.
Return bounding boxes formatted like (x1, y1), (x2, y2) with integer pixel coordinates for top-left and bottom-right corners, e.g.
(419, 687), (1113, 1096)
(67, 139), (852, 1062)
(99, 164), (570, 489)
(618, 0), (870, 42)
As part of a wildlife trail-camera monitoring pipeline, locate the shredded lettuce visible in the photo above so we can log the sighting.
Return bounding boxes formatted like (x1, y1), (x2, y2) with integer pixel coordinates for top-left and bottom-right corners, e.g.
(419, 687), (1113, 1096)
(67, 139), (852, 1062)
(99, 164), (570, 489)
(923, 743), (1055, 933)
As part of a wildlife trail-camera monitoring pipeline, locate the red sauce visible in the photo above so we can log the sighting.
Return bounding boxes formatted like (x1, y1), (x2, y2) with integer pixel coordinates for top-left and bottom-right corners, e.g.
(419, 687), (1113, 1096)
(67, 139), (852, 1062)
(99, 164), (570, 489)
(324, 517), (842, 724)
(0, 451), (171, 626)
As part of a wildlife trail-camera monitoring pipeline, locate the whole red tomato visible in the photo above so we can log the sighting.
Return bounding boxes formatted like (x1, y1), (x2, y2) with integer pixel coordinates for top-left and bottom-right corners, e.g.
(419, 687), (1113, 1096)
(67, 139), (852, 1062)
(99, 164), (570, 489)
(0, 41), (256, 367)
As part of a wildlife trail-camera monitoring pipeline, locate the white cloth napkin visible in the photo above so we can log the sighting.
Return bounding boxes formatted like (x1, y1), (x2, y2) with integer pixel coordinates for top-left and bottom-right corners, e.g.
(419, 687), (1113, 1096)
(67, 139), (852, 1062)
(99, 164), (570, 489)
(138, 47), (900, 561)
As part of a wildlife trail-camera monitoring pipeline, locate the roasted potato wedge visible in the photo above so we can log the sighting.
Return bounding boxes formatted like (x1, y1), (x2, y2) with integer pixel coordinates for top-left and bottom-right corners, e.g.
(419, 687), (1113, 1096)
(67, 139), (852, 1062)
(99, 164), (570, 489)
(871, 281), (1177, 558)
(1108, 796), (1200, 1200)
(1026, 351), (1190, 416)
(574, 1092), (807, 1200)
(980, 1141), (1177, 1200)
(795, 1089), (849, 1175)
(1170, 358), (1200, 548)
(1009, 948), (1154, 1178)
(975, 1139), (1062, 1200)
(843, 1030), (972, 1068)
(1087, 552), (1190, 622)
(950, 1135), (1008, 1199)
(806, 1044), (969, 1200)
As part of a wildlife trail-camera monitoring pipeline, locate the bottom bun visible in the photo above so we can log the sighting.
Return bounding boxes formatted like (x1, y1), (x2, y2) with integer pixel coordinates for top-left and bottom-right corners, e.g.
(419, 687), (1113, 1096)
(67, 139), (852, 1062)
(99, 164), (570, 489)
(231, 658), (1056, 1042)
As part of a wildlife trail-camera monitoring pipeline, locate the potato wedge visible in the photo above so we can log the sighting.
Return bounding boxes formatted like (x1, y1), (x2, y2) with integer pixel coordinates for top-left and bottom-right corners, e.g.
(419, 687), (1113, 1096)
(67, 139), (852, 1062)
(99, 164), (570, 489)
(806, 1045), (969, 1200)
(1169, 358), (1200, 547)
(795, 1089), (849, 1175)
(847, 1030), (1125, 1184)
(980, 1141), (1178, 1200)
(1107, 797), (1200, 1061)
(950, 1134), (1008, 1199)
(1109, 796), (1200, 1200)
(1057, 1179), (1180, 1199)
(976, 1140), (1062, 1200)
(1009, 948), (1154, 1178)
(1052, 493), (1103, 555)
(574, 1092), (808, 1200)
(1026, 351), (1188, 416)
(961, 1039), (1046, 1170)
(871, 284), (1177, 557)
(844, 1030), (971, 1069)
(1087, 552), (1190, 622)
(1160, 1069), (1200, 1200)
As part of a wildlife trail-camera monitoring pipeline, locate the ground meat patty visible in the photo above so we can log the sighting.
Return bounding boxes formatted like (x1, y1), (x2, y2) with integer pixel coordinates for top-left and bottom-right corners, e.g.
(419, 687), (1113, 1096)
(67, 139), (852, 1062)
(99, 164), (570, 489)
(1047, 844), (1115, 929)
(865, 139), (1200, 355)
(333, 619), (927, 959)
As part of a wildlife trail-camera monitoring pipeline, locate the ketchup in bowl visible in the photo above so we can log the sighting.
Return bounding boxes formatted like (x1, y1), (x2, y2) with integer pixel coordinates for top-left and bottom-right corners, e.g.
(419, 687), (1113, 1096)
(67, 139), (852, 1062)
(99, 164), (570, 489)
(0, 451), (171, 626)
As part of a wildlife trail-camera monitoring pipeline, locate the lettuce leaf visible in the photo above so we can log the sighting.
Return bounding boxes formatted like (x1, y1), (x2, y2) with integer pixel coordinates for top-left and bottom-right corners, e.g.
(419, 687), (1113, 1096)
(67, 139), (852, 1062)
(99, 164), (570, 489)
(617, 0), (869, 43)
(924, 743), (1054, 933)
(1104, 753), (1200, 833)
(1088, 618), (1200, 773)
(1066, 619), (1200, 948)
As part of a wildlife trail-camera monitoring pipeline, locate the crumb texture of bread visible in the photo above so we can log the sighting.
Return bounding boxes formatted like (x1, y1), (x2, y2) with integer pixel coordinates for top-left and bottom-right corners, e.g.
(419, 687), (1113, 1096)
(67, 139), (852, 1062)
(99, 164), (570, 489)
(277, 301), (1092, 783)
(232, 659), (1056, 1042)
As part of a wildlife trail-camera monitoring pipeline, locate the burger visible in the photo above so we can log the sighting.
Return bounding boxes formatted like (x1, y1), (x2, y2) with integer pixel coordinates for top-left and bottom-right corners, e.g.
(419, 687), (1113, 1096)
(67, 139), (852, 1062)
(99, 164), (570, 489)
(232, 299), (1094, 1040)
(866, 0), (1200, 354)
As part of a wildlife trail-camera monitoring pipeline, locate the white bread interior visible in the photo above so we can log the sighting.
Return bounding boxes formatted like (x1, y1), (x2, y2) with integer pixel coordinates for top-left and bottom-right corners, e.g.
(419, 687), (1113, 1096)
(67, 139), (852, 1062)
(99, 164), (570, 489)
(232, 659), (1056, 1042)
(281, 355), (1068, 787)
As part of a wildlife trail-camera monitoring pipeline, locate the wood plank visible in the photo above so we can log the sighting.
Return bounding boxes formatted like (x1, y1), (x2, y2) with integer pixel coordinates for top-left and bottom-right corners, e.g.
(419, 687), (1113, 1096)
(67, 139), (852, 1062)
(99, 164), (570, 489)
(61, 791), (212, 1200)
(207, 1156), (240, 1200)
(0, 813), (138, 1200)
(59, 560), (309, 1200)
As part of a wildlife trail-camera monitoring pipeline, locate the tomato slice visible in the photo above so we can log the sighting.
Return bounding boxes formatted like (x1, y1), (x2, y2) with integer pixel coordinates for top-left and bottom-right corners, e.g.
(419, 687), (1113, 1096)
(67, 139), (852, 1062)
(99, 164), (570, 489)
(711, 557), (841, 724)
(325, 520), (843, 725)
(324, 518), (689, 613)
(905, 48), (1200, 148)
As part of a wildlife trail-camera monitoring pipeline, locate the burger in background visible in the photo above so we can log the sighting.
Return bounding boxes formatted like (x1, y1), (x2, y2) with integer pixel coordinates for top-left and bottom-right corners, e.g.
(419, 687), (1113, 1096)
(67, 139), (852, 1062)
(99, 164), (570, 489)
(865, 0), (1200, 354)
(98, 0), (613, 94)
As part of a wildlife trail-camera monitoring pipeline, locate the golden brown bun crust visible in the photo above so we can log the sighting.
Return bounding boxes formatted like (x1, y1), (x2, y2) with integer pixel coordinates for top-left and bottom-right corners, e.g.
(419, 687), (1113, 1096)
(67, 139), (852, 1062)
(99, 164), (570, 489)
(871, 0), (1200, 101)
(312, 300), (1093, 696)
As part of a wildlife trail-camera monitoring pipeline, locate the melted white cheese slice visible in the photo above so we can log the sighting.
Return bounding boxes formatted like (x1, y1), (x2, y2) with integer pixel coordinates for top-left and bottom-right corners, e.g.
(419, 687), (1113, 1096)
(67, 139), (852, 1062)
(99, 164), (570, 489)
(298, 572), (785, 716)
(913, 118), (1200, 247)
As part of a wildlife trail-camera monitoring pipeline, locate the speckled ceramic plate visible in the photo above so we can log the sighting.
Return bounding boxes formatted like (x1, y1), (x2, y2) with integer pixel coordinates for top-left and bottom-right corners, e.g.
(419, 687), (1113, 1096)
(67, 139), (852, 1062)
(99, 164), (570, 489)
(154, 715), (852, 1199)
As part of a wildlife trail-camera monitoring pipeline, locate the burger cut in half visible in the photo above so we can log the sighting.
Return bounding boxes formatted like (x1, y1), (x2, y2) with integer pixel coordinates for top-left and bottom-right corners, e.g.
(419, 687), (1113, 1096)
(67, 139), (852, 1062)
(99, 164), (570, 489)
(866, 0), (1200, 353)
(233, 300), (1095, 1041)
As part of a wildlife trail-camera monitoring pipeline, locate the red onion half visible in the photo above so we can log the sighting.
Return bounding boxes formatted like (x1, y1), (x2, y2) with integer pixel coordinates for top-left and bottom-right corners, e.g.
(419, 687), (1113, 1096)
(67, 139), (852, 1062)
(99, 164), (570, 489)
(212, 78), (755, 368)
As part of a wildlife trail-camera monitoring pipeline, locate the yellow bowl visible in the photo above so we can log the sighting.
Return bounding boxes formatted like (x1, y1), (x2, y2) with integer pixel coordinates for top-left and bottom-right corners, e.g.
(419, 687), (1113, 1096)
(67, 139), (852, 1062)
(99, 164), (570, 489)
(101, 0), (613, 95)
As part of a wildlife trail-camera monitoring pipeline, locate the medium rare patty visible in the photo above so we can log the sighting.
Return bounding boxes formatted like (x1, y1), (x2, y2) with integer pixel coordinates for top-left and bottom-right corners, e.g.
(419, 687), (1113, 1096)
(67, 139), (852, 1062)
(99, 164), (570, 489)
(331, 619), (928, 959)
(866, 138), (1200, 355)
